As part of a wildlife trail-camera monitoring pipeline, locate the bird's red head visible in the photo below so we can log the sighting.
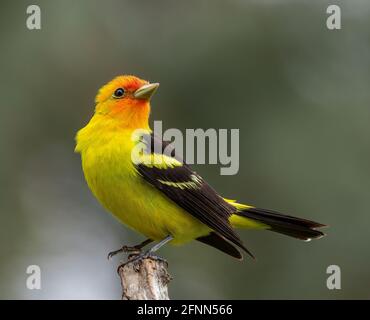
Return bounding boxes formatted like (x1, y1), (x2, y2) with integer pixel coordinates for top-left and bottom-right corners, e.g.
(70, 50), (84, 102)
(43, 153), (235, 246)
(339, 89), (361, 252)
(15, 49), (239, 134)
(94, 75), (159, 129)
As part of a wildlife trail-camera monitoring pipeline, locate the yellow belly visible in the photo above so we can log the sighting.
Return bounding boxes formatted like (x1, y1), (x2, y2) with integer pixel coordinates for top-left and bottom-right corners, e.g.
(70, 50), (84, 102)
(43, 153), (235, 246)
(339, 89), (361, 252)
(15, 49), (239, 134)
(80, 131), (210, 245)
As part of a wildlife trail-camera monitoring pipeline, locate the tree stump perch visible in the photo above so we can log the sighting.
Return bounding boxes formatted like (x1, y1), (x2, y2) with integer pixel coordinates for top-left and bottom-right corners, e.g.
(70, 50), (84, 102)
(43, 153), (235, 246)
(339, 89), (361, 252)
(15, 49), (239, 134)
(118, 256), (172, 300)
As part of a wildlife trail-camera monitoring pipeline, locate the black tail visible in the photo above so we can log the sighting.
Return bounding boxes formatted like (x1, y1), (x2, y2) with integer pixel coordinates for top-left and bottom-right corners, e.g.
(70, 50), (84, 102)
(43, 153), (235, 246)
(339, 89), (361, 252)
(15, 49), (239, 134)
(237, 207), (326, 241)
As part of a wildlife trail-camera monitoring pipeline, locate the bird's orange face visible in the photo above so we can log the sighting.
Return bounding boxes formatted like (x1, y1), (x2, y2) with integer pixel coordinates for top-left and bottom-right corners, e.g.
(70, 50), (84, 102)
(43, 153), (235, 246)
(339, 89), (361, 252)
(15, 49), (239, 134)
(94, 75), (159, 129)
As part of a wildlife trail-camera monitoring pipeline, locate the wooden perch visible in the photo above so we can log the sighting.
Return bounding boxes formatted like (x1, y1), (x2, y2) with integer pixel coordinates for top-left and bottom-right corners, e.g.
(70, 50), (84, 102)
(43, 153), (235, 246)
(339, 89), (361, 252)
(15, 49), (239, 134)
(118, 256), (172, 300)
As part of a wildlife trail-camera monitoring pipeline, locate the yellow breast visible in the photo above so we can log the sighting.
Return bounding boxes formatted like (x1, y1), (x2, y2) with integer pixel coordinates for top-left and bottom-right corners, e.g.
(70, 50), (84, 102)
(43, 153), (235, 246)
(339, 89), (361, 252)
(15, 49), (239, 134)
(75, 115), (209, 243)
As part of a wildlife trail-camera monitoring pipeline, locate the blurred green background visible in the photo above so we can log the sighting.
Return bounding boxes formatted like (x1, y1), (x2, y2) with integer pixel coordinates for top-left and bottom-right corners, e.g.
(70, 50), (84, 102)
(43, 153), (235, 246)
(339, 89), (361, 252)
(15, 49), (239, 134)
(1, 0), (369, 299)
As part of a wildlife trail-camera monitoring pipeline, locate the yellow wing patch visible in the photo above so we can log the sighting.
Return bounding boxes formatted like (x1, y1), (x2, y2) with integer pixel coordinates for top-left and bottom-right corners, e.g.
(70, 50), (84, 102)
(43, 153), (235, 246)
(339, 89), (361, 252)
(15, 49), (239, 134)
(135, 153), (183, 169)
(158, 174), (202, 190)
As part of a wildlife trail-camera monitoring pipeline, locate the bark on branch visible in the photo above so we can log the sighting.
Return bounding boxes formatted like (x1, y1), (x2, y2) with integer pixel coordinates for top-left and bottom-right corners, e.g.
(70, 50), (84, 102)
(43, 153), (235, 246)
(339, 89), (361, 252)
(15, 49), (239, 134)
(118, 256), (172, 300)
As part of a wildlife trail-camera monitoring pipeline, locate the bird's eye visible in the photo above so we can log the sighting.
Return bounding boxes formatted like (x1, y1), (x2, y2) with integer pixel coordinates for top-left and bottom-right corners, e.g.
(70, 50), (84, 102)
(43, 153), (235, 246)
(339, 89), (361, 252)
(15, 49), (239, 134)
(113, 88), (125, 98)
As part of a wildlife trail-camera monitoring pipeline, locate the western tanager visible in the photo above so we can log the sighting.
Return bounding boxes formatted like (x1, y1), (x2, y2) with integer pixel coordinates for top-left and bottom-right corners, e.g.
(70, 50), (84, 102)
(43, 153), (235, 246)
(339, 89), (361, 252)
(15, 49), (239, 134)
(75, 75), (325, 261)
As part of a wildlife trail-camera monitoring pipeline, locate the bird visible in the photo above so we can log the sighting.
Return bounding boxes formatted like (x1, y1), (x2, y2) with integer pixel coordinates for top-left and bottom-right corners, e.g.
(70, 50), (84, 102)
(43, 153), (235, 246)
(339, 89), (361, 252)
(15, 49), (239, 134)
(75, 75), (326, 261)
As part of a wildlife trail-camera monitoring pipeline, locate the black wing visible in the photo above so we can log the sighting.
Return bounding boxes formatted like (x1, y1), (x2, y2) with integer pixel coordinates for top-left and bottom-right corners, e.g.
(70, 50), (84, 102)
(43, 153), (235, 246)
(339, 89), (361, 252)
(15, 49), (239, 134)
(134, 133), (254, 258)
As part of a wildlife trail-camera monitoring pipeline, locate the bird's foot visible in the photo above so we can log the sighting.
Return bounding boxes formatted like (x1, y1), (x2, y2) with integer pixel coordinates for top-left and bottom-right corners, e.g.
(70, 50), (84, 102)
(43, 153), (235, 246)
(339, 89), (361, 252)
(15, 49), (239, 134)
(117, 251), (168, 272)
(107, 245), (142, 260)
(128, 251), (168, 265)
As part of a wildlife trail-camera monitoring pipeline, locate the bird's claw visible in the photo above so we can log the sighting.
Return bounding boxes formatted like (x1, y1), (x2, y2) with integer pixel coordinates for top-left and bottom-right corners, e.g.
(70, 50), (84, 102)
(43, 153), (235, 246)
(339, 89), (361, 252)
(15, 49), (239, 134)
(107, 245), (142, 260)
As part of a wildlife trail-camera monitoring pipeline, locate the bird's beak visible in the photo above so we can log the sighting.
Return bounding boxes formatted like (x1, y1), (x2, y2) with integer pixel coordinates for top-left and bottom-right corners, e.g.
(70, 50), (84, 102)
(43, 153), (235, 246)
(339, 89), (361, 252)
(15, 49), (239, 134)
(134, 83), (160, 100)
